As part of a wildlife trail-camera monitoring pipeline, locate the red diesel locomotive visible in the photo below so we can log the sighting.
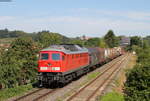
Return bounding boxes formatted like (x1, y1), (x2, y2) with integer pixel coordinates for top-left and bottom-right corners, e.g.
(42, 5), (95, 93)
(38, 44), (90, 86)
(38, 44), (122, 86)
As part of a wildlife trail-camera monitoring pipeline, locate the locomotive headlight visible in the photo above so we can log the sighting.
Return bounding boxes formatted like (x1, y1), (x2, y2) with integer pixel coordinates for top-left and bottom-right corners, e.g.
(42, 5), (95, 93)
(52, 67), (60, 70)
(40, 67), (48, 70)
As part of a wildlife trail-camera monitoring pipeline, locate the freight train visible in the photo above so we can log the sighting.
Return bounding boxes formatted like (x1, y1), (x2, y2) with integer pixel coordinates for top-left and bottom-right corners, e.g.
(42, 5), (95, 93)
(38, 44), (123, 87)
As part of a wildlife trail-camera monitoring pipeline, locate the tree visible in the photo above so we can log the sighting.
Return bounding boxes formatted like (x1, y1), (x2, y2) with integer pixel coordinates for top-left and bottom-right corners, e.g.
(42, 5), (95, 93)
(130, 36), (142, 47)
(85, 38), (100, 47)
(124, 45), (150, 101)
(0, 36), (39, 88)
(0, 29), (27, 38)
(0, 28), (9, 38)
(9, 30), (27, 37)
(37, 31), (62, 48)
(104, 30), (119, 48)
(99, 38), (107, 48)
(144, 36), (150, 46)
(124, 64), (150, 101)
(70, 38), (85, 46)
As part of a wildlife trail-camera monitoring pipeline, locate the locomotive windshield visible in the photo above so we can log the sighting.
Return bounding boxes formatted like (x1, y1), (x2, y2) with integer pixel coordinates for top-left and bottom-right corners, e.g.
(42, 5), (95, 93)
(52, 53), (60, 60)
(41, 53), (49, 60)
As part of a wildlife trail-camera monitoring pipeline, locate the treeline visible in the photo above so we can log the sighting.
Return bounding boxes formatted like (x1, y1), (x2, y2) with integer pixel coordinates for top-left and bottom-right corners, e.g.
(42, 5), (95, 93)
(124, 36), (150, 101)
(0, 29), (27, 38)
(0, 29), (120, 48)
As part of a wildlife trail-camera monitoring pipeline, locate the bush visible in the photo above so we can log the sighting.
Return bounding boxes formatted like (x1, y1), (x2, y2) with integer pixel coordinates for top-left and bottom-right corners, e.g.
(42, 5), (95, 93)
(124, 62), (150, 101)
(137, 48), (150, 64)
(124, 41), (150, 101)
(0, 37), (40, 88)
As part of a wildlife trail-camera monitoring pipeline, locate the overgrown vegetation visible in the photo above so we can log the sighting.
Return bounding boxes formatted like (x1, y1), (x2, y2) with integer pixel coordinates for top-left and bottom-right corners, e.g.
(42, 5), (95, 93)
(124, 37), (150, 101)
(0, 84), (32, 101)
(100, 91), (124, 101)
(0, 37), (39, 88)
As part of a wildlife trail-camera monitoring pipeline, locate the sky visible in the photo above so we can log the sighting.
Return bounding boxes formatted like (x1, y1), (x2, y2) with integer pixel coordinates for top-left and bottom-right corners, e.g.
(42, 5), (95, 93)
(0, 0), (150, 37)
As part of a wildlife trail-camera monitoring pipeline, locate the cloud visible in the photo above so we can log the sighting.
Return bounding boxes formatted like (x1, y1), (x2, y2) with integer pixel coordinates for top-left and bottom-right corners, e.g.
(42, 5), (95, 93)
(27, 16), (150, 36)
(0, 10), (150, 37)
(125, 11), (150, 20)
(0, 16), (14, 22)
(74, 8), (150, 21)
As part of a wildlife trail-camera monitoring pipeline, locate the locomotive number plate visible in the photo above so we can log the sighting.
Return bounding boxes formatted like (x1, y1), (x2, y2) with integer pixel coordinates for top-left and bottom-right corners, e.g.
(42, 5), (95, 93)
(40, 67), (48, 70)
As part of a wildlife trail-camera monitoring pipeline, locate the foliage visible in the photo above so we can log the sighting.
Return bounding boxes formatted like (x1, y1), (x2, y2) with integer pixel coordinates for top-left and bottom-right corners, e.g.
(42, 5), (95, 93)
(0, 36), (39, 88)
(144, 36), (150, 45)
(99, 38), (108, 48)
(131, 45), (143, 54)
(130, 36), (142, 47)
(137, 48), (150, 64)
(124, 46), (150, 101)
(36, 31), (62, 48)
(126, 36), (150, 52)
(85, 38), (101, 47)
(70, 38), (85, 46)
(104, 30), (119, 48)
(142, 40), (150, 49)
(124, 64), (150, 101)
(100, 91), (124, 101)
(85, 37), (107, 48)
(0, 29), (27, 38)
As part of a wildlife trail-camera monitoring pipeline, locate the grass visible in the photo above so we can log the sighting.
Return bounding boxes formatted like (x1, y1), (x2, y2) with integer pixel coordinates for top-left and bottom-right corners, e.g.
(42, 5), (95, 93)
(87, 71), (100, 80)
(125, 54), (137, 70)
(0, 38), (15, 44)
(100, 91), (124, 101)
(0, 84), (33, 101)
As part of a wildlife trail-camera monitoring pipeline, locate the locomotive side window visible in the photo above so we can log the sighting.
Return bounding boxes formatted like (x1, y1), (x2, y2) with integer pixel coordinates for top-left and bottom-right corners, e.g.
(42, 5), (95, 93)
(62, 55), (65, 60)
(41, 53), (49, 60)
(52, 53), (60, 60)
(76, 54), (78, 58)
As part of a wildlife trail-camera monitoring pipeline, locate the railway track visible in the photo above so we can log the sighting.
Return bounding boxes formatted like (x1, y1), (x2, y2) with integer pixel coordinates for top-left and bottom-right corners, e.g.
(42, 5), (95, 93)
(12, 54), (128, 101)
(65, 54), (129, 101)
(13, 88), (58, 101)
(13, 88), (43, 101)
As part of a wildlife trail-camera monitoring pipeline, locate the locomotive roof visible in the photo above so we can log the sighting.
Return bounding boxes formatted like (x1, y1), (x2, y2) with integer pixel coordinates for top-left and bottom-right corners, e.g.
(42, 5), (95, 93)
(41, 44), (88, 54)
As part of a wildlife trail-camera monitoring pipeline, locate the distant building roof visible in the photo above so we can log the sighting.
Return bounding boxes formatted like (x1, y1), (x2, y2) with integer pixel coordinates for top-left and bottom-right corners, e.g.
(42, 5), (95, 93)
(80, 36), (92, 40)
(120, 37), (130, 46)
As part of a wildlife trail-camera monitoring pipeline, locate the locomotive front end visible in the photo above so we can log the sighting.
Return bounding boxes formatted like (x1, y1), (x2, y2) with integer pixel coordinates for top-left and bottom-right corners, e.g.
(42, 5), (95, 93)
(38, 51), (62, 73)
(38, 47), (66, 86)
